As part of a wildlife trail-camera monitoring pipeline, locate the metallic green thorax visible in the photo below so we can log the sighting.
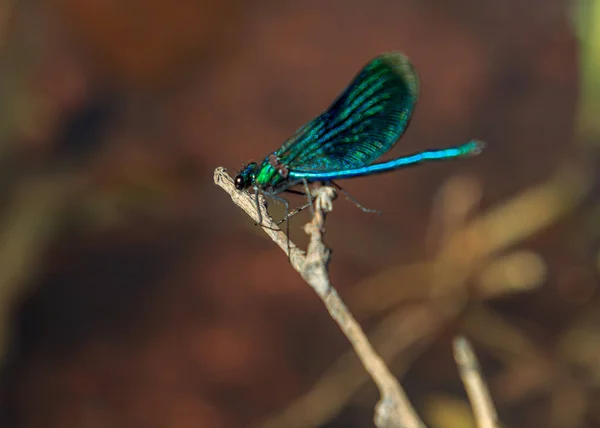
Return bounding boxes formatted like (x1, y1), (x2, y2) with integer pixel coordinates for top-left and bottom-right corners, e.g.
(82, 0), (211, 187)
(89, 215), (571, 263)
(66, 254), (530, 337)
(254, 153), (288, 188)
(254, 164), (278, 187)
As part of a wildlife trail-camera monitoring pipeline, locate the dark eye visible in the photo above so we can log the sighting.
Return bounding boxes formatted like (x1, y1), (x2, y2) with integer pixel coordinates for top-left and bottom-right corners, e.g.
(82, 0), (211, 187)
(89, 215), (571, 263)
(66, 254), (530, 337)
(234, 175), (246, 190)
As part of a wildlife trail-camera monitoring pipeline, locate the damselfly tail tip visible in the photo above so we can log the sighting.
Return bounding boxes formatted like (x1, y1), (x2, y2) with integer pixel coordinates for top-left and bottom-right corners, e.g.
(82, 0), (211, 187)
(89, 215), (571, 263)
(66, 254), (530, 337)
(464, 139), (486, 156)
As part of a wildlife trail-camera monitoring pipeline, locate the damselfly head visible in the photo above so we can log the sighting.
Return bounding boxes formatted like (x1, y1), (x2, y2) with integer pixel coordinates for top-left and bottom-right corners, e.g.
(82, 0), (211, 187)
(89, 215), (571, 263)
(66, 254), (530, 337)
(234, 162), (258, 190)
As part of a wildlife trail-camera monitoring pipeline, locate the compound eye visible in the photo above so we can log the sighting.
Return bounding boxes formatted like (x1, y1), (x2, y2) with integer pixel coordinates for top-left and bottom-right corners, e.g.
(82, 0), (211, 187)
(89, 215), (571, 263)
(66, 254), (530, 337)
(234, 175), (246, 190)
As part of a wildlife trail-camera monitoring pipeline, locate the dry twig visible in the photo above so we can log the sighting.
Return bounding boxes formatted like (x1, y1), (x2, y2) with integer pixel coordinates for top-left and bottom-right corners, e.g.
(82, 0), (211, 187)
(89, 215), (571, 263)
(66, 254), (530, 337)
(214, 167), (425, 428)
(453, 336), (500, 428)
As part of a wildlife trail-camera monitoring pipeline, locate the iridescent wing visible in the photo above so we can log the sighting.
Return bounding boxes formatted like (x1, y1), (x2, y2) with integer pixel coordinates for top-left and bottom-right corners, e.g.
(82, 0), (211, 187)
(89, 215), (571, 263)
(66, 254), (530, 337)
(276, 52), (419, 172)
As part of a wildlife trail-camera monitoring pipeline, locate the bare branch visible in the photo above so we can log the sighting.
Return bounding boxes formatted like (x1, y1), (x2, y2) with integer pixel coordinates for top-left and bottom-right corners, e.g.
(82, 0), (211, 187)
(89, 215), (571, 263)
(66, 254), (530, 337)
(214, 167), (426, 428)
(453, 336), (500, 428)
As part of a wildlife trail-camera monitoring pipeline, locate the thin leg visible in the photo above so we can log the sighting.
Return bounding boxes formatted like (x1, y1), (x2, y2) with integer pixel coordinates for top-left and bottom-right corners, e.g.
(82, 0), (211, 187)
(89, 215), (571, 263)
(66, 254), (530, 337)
(283, 188), (306, 196)
(275, 187), (315, 225)
(268, 192), (291, 220)
(301, 178), (315, 218)
(253, 188), (281, 231)
(274, 185), (316, 225)
(276, 201), (313, 226)
(268, 192), (292, 257)
(330, 181), (382, 215)
(254, 187), (264, 225)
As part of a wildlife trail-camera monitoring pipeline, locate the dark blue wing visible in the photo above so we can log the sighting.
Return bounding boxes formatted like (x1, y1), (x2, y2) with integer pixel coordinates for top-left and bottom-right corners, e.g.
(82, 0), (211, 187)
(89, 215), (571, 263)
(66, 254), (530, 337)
(275, 52), (419, 172)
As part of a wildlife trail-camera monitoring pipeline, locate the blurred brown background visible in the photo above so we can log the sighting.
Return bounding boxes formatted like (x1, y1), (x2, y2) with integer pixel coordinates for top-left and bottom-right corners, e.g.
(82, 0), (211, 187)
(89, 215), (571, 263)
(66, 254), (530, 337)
(0, 0), (598, 427)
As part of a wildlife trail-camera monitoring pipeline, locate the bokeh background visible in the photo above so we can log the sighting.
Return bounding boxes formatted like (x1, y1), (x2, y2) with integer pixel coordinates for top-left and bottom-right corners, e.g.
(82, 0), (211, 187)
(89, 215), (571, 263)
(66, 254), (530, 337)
(0, 0), (598, 427)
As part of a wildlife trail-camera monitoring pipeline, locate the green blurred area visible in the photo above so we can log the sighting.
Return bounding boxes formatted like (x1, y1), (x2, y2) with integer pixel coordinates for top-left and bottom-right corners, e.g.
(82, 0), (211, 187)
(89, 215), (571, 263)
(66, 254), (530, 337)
(575, 0), (600, 142)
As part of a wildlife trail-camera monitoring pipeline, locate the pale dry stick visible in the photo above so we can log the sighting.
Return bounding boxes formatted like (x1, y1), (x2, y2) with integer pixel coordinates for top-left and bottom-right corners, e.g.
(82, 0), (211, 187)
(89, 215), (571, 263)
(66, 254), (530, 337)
(214, 167), (426, 428)
(453, 336), (500, 428)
